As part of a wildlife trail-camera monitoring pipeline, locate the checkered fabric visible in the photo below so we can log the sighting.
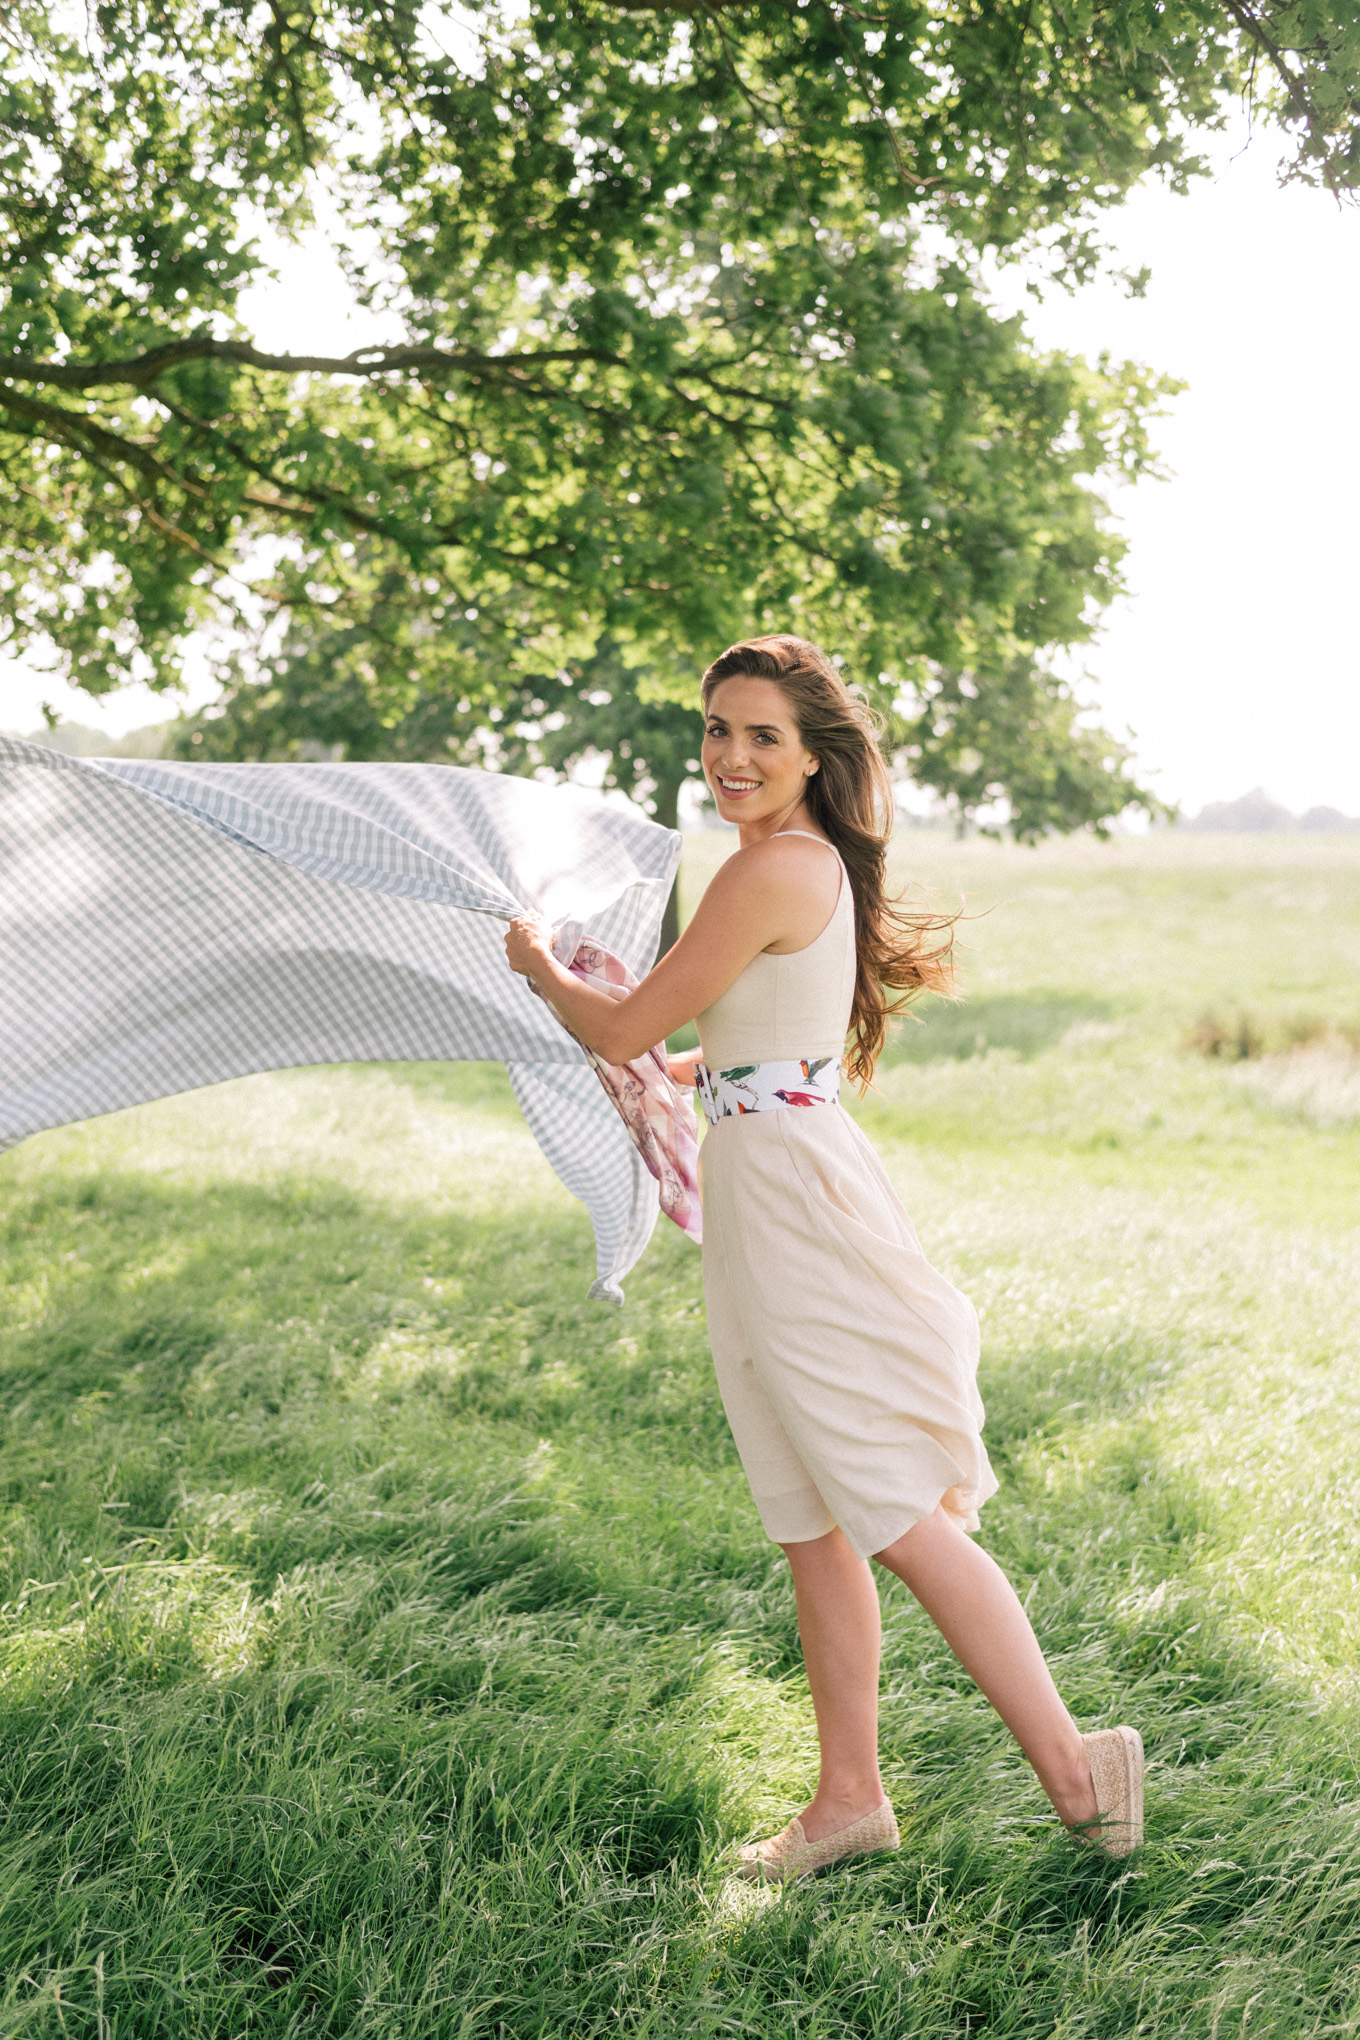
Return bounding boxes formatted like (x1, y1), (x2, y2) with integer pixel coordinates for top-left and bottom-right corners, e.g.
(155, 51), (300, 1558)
(0, 737), (682, 1301)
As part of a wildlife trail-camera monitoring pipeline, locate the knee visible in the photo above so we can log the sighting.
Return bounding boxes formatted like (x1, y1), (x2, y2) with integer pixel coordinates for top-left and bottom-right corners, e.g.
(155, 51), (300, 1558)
(779, 1526), (856, 1577)
(872, 1503), (952, 1575)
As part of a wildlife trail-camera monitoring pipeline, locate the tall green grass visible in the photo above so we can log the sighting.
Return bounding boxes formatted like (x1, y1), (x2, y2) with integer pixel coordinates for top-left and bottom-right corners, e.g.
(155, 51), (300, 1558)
(1, 831), (1359, 2036)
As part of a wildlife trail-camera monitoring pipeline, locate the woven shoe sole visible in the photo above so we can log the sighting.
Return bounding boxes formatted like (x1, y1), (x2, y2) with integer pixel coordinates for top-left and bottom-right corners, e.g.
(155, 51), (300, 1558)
(1079, 1725), (1144, 1858)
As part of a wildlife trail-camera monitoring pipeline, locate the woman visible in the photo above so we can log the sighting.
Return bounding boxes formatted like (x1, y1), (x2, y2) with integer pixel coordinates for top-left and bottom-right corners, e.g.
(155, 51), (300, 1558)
(505, 635), (1143, 1877)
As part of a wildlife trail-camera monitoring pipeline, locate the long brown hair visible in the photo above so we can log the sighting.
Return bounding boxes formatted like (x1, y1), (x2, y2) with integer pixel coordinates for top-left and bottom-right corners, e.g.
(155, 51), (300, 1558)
(701, 634), (956, 1088)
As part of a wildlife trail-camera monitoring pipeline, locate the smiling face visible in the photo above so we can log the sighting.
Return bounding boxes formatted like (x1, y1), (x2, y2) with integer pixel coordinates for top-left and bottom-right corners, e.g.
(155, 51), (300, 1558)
(701, 675), (819, 832)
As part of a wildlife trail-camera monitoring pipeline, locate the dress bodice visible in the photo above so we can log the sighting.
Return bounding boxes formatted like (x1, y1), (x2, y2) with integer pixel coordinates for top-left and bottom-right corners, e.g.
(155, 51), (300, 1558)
(695, 837), (856, 1068)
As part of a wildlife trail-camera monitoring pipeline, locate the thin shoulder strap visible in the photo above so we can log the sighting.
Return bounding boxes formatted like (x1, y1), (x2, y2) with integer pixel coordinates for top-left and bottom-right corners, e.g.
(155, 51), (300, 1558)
(773, 829), (839, 854)
(771, 828), (849, 910)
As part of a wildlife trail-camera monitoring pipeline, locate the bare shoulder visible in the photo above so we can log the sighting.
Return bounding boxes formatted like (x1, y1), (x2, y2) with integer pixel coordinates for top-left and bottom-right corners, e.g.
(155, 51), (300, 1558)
(736, 831), (841, 892)
(699, 832), (841, 921)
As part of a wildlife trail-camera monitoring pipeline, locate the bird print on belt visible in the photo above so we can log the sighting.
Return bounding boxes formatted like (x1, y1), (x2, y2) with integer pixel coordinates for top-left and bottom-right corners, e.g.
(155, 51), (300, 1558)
(695, 1057), (842, 1125)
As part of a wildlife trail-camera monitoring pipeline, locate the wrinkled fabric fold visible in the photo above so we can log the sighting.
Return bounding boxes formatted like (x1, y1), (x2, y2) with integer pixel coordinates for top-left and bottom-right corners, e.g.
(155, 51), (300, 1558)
(701, 1107), (997, 1557)
(0, 737), (681, 1298)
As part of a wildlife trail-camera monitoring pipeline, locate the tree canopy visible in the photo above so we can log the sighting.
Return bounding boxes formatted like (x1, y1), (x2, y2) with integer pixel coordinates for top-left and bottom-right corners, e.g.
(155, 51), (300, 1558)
(4, 0), (1357, 833)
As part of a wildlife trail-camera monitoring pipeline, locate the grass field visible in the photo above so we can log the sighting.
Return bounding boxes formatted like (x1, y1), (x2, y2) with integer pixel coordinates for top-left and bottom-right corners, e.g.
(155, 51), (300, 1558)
(2, 828), (1359, 2038)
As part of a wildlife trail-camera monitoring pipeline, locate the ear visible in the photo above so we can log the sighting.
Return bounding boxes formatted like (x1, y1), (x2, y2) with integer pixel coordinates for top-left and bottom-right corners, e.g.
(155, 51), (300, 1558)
(805, 758), (819, 777)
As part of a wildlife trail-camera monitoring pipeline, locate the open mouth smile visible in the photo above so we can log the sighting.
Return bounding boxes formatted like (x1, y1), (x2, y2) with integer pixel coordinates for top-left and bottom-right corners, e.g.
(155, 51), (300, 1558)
(716, 775), (762, 797)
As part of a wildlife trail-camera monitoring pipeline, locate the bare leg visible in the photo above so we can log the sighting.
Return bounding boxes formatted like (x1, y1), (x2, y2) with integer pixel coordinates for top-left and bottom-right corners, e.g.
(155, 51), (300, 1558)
(874, 1505), (1098, 1828)
(780, 1529), (887, 1841)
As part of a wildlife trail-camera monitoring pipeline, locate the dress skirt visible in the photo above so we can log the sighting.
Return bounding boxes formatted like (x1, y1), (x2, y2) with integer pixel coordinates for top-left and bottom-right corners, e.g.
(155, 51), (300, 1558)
(700, 1104), (998, 1559)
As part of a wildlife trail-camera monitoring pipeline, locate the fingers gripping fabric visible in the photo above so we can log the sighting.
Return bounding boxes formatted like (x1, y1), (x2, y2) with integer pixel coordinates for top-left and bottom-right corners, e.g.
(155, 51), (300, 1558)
(0, 738), (680, 1298)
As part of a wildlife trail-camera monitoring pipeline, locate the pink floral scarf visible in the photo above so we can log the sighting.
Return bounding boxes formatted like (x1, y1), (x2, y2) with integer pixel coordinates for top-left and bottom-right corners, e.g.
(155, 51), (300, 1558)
(536, 923), (702, 1245)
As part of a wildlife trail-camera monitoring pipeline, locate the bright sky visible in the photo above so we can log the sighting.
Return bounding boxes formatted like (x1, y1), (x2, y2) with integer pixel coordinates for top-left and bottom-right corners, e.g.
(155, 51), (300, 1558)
(3, 114), (1357, 817)
(994, 116), (1360, 819)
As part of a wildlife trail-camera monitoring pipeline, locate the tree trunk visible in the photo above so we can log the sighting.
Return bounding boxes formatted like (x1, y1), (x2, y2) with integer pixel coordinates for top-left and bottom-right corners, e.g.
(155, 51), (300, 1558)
(654, 777), (683, 957)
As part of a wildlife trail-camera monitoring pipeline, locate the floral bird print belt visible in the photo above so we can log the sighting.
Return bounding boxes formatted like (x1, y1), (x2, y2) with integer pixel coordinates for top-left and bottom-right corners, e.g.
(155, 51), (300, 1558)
(695, 1057), (842, 1126)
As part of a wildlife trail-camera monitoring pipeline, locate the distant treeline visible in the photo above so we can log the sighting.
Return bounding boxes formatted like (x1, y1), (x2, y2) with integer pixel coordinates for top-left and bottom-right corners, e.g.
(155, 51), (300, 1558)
(1184, 788), (1360, 834)
(11, 728), (1356, 841)
(9, 722), (167, 761)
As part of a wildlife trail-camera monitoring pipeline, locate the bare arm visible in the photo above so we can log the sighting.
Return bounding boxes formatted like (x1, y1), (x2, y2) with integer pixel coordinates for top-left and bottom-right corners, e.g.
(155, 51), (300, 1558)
(505, 837), (839, 1063)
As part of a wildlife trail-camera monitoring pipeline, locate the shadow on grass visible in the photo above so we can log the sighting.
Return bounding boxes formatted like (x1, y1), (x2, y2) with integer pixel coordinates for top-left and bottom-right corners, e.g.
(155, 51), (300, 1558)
(881, 991), (1116, 1068)
(3, 1133), (1360, 2034)
(0, 1157), (755, 1609)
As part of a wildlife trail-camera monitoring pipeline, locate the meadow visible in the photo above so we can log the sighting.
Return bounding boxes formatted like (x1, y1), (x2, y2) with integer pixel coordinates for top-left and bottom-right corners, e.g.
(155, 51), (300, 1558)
(1, 827), (1359, 2038)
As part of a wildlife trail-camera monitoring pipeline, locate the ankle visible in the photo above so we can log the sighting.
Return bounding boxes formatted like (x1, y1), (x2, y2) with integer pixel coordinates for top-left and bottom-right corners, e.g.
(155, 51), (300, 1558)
(1045, 1750), (1097, 1828)
(817, 1770), (883, 1804)
(802, 1778), (885, 1836)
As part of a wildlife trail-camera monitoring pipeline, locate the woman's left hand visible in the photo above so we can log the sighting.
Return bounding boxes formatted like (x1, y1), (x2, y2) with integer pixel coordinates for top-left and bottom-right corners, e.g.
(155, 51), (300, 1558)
(505, 912), (556, 979)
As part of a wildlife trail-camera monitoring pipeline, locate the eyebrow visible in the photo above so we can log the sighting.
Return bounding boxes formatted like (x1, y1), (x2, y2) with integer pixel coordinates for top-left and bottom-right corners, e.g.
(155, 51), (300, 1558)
(706, 716), (787, 736)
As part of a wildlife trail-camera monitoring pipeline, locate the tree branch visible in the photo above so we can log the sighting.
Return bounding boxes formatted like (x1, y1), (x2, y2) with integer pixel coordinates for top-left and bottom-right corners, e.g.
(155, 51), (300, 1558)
(1, 337), (621, 392)
(148, 392), (432, 542)
(588, 0), (747, 11)
(1219, 0), (1341, 180)
(0, 393), (237, 567)
(0, 385), (208, 492)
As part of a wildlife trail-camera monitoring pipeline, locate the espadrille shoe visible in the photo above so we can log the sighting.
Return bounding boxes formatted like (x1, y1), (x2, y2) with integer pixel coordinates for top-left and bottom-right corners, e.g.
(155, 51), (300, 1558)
(736, 1799), (900, 1882)
(1076, 1726), (1144, 1858)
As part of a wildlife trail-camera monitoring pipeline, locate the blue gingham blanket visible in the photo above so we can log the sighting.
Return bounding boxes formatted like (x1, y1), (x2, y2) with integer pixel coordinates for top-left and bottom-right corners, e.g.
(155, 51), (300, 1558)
(0, 737), (681, 1300)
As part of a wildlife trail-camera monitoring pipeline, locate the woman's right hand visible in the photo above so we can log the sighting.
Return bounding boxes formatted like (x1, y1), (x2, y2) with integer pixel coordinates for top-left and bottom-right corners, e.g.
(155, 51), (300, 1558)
(666, 1051), (703, 1087)
(505, 912), (556, 979)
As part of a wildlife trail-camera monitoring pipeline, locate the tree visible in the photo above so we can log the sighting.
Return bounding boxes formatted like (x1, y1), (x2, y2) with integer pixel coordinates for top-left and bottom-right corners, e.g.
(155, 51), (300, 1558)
(5, 0), (1358, 837)
(172, 586), (705, 943)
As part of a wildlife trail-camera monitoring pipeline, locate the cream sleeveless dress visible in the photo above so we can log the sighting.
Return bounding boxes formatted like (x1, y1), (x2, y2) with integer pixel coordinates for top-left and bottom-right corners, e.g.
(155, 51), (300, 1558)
(696, 835), (997, 1558)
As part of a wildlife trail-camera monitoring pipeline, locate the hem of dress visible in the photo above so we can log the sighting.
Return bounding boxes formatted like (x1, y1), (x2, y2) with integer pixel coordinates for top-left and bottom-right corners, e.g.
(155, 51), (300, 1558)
(838, 1482), (986, 1562)
(751, 1486), (986, 1560)
(753, 1486), (837, 1547)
